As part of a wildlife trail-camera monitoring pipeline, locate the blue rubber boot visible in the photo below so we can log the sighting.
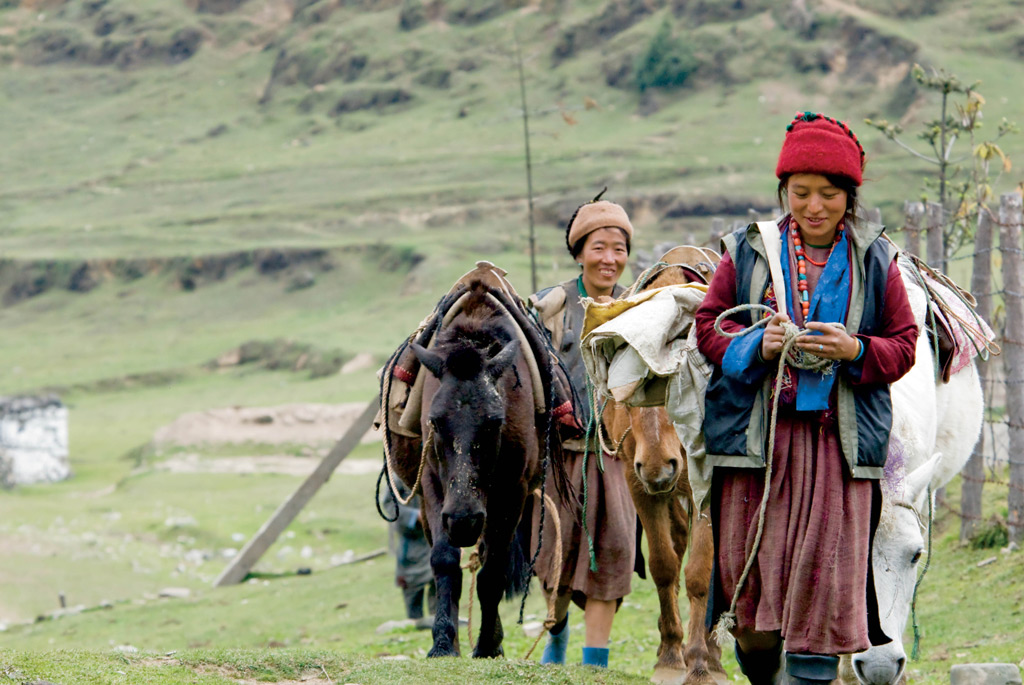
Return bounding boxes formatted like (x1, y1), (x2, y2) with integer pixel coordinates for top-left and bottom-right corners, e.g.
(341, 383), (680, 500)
(581, 646), (609, 668)
(540, 615), (569, 665)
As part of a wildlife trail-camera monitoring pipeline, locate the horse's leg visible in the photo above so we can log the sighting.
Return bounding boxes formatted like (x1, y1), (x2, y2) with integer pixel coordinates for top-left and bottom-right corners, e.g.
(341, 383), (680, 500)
(423, 469), (462, 658)
(682, 508), (726, 683)
(471, 507), (522, 659)
(630, 476), (686, 679)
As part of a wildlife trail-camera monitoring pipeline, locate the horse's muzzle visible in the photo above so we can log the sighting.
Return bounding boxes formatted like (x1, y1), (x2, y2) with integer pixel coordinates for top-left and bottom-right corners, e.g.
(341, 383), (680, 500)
(635, 457), (681, 495)
(442, 510), (485, 548)
(851, 648), (906, 685)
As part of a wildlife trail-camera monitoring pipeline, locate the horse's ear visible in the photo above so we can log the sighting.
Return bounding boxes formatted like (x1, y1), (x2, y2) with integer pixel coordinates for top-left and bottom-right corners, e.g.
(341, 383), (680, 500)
(487, 339), (519, 379)
(411, 343), (445, 378)
(907, 452), (941, 512)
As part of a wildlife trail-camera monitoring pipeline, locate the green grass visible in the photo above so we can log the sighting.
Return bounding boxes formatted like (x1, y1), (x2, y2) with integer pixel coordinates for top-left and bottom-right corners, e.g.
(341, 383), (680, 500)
(0, 648), (654, 684)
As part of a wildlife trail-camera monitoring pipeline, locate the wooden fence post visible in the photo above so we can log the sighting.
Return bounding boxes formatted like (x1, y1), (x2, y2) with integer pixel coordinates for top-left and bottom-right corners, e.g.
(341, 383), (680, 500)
(213, 396), (382, 586)
(961, 208), (995, 543)
(904, 201), (924, 256)
(1000, 192), (1024, 544)
(926, 201), (944, 271)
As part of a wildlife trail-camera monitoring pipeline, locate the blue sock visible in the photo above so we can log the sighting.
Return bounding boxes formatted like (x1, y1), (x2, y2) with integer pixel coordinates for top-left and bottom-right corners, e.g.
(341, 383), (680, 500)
(540, 616), (569, 664)
(581, 646), (609, 668)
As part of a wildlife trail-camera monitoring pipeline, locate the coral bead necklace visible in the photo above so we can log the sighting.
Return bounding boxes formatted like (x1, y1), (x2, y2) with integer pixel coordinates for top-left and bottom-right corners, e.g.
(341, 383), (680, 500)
(792, 220), (843, 320)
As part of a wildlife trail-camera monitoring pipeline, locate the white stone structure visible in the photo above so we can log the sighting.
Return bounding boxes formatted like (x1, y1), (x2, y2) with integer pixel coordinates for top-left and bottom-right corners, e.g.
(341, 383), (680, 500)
(0, 396), (70, 487)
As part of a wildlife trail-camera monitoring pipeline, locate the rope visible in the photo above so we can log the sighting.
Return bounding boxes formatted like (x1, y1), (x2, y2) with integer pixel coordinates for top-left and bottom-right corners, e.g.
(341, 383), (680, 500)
(375, 338), (412, 522)
(910, 484), (934, 660)
(579, 379), (602, 573)
(374, 466), (399, 523)
(519, 360), (559, 625)
(461, 545), (482, 652)
(622, 260), (670, 298)
(523, 489), (564, 660)
(711, 303), (844, 644)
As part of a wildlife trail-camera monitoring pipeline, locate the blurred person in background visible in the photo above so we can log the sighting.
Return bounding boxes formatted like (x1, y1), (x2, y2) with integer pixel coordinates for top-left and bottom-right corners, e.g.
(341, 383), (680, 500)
(384, 481), (436, 627)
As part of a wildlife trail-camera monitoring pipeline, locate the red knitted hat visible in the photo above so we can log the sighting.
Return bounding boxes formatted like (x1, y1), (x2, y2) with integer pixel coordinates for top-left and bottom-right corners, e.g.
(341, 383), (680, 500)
(775, 112), (865, 186)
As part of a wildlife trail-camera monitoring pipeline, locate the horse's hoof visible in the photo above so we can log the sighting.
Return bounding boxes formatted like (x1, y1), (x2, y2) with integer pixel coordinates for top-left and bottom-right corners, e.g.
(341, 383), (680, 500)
(472, 645), (504, 659)
(677, 668), (729, 685)
(427, 645), (459, 658)
(651, 666), (686, 685)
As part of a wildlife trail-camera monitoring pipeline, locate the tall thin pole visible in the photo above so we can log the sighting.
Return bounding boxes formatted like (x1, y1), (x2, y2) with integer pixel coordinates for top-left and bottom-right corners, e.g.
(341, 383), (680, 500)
(1000, 192), (1024, 544)
(514, 26), (537, 294)
(961, 208), (993, 543)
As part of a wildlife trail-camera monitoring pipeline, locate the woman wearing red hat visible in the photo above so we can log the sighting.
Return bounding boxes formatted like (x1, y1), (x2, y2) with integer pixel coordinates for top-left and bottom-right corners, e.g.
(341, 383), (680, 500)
(528, 195), (638, 669)
(694, 113), (918, 683)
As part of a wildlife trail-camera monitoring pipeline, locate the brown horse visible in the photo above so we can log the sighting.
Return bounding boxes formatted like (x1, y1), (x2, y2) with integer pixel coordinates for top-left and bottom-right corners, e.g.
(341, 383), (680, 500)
(602, 249), (726, 684)
(386, 280), (568, 659)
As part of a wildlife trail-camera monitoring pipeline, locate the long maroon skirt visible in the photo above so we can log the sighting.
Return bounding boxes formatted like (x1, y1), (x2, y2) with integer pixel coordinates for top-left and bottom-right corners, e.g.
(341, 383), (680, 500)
(712, 411), (876, 655)
(532, 449), (636, 609)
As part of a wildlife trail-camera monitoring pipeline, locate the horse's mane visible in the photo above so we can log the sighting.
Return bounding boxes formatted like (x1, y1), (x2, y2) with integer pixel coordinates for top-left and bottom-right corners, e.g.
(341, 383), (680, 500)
(435, 282), (516, 380)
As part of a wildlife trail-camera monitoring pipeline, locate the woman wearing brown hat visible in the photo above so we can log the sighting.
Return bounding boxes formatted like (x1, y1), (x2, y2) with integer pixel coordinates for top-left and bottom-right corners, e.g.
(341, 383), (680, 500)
(694, 113), (918, 683)
(528, 196), (637, 669)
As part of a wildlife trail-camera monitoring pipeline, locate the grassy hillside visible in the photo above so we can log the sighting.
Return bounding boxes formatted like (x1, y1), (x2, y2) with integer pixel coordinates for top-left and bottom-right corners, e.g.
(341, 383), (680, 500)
(2, 0), (1023, 263)
(1, 0), (1023, 683)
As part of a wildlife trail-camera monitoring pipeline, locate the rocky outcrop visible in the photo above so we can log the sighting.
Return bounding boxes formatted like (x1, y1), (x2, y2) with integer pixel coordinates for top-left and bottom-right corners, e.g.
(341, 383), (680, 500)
(553, 0), (665, 65)
(17, 25), (204, 68)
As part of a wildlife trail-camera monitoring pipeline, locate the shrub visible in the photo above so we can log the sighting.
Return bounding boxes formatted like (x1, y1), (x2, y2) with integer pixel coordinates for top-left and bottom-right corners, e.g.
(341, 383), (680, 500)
(398, 0), (426, 31)
(969, 516), (1009, 550)
(634, 18), (699, 93)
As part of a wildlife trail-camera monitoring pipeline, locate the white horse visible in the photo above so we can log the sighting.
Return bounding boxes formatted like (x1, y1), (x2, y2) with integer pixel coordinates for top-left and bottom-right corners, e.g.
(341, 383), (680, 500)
(841, 259), (985, 685)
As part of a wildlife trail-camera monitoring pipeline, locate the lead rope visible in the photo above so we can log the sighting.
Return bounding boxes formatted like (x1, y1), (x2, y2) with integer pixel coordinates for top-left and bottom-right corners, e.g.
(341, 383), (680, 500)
(523, 489), (564, 660)
(910, 484), (934, 660)
(711, 303), (844, 643)
(462, 544), (482, 652)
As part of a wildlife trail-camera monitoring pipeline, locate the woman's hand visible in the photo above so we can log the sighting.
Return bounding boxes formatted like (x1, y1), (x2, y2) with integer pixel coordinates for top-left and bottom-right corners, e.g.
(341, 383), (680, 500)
(760, 312), (791, 361)
(796, 321), (862, 361)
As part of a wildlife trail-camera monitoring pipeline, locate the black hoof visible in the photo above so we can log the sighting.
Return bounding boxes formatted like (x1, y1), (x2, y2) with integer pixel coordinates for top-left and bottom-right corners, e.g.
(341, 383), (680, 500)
(427, 643), (459, 658)
(472, 644), (504, 659)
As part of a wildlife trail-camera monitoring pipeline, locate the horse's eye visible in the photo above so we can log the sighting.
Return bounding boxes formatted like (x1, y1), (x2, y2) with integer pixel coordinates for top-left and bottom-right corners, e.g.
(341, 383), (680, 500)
(911, 549), (923, 564)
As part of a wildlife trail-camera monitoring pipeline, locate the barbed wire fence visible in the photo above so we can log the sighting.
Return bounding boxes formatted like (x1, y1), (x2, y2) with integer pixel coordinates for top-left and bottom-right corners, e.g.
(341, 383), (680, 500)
(694, 194), (1024, 546)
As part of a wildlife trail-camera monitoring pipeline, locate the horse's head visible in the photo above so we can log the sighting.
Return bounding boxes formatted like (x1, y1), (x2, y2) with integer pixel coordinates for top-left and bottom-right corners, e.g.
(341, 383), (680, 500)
(607, 402), (684, 496)
(411, 320), (520, 548)
(851, 452), (939, 685)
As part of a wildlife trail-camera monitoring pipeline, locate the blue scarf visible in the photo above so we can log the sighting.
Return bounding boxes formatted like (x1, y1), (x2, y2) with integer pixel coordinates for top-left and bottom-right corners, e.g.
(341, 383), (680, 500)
(779, 222), (851, 411)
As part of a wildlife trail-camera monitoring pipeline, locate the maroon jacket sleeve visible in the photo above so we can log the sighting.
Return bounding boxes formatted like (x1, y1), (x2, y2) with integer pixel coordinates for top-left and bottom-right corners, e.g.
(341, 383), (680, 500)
(696, 252), (744, 366)
(846, 259), (918, 385)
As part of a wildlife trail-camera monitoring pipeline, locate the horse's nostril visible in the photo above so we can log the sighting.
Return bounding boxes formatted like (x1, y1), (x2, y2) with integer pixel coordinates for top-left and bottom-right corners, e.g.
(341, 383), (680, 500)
(895, 656), (906, 677)
(635, 461), (643, 478)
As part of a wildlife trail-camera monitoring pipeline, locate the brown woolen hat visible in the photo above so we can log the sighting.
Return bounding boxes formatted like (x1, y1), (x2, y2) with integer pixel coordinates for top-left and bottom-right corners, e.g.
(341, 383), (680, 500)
(567, 200), (634, 252)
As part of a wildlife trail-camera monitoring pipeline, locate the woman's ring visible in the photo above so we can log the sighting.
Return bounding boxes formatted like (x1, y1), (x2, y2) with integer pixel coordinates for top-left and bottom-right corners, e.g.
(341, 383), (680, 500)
(818, 344), (823, 351)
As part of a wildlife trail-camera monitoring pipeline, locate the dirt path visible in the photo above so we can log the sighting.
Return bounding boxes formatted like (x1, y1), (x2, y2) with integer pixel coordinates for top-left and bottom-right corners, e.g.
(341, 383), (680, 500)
(153, 402), (381, 447)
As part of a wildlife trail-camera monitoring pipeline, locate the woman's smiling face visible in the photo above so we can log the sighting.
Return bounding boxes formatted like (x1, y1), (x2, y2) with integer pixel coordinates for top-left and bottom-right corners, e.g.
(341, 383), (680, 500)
(577, 227), (629, 297)
(786, 173), (848, 244)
